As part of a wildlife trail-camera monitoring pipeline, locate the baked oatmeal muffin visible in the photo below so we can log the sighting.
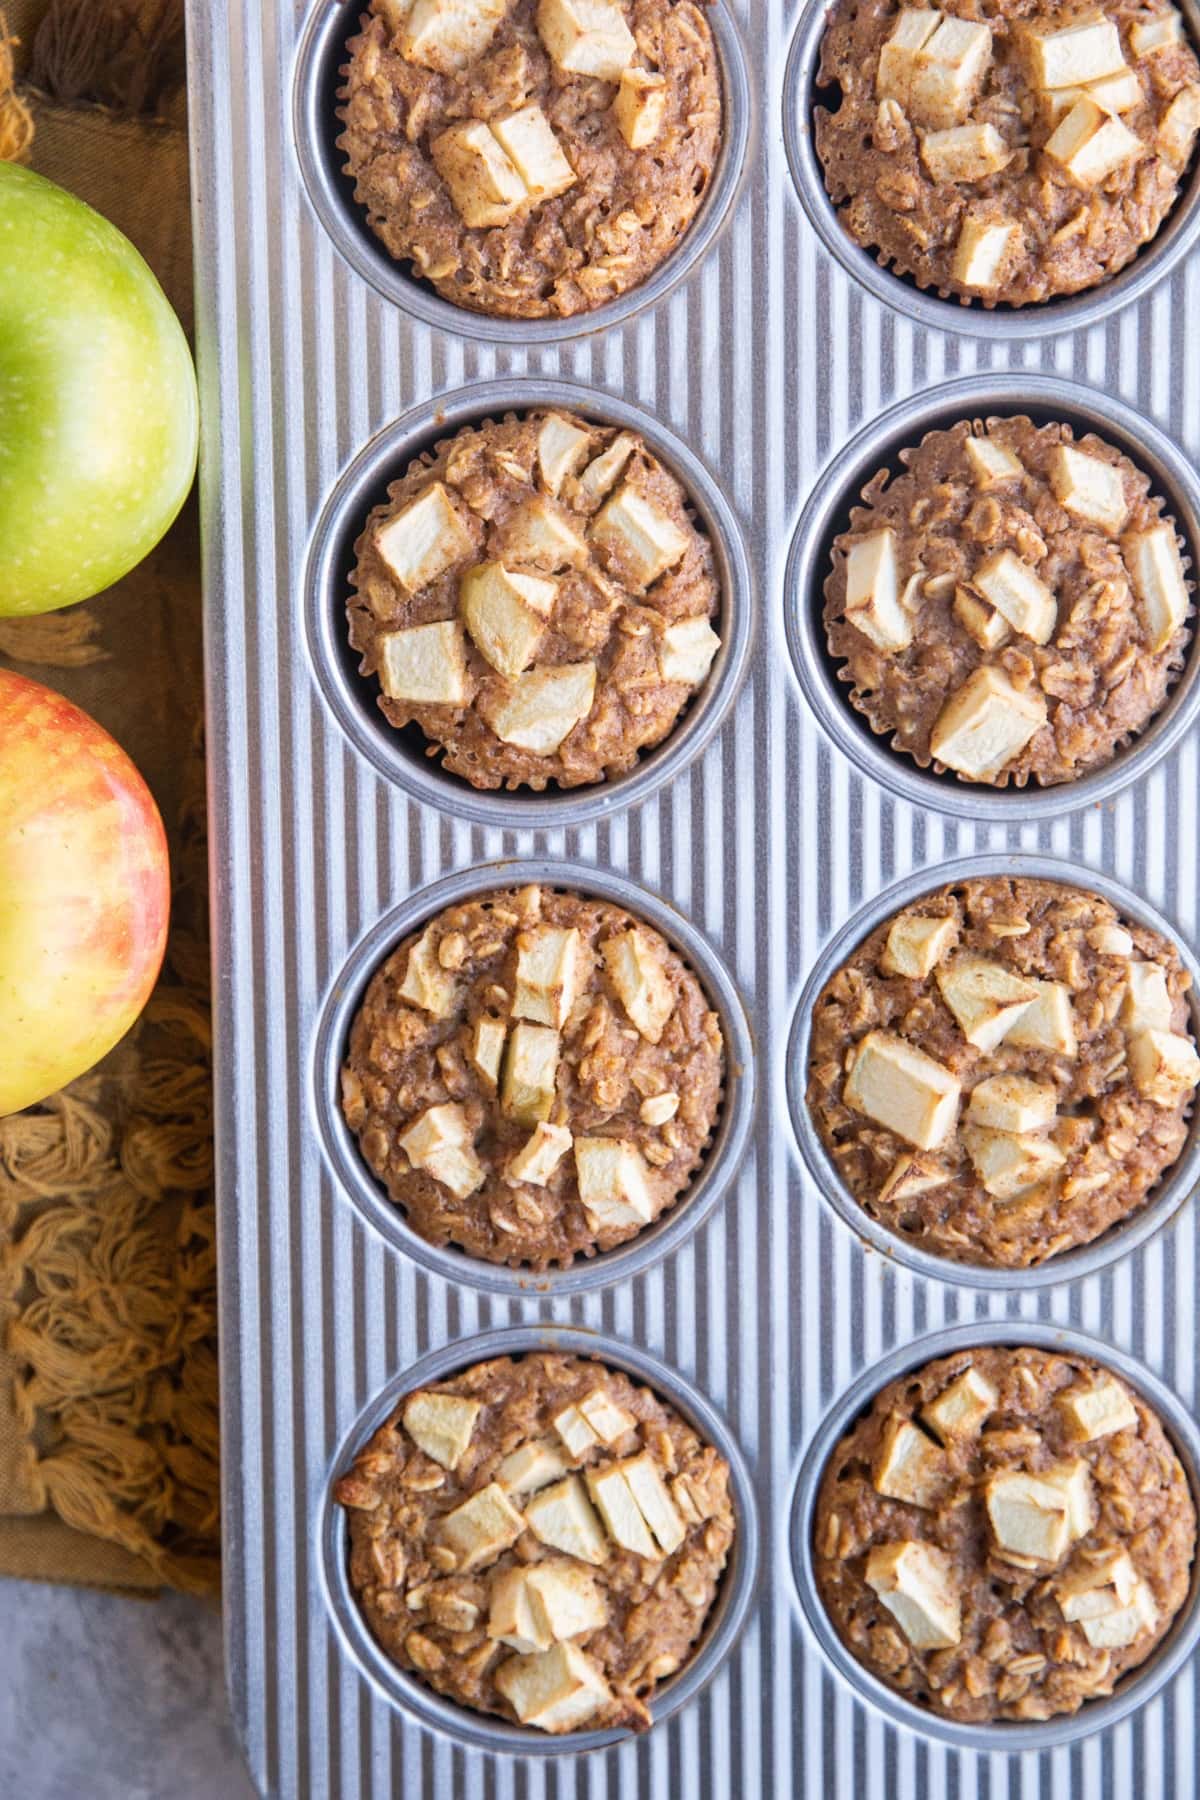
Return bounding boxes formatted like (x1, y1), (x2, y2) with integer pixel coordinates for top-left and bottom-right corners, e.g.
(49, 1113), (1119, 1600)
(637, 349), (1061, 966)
(347, 408), (722, 793)
(337, 0), (723, 319)
(815, 1), (1200, 309)
(336, 1351), (736, 1733)
(341, 882), (725, 1267)
(806, 875), (1200, 1266)
(823, 416), (1192, 788)
(813, 1344), (1196, 1723)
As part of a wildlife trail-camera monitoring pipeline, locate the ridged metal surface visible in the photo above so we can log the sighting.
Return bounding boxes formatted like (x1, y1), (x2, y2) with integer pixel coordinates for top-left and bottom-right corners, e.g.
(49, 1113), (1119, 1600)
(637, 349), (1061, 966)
(185, 0), (1200, 1793)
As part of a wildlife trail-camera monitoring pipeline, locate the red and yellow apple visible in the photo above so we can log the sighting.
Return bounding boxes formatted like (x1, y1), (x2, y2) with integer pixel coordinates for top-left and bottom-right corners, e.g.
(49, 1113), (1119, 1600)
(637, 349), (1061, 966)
(0, 670), (170, 1115)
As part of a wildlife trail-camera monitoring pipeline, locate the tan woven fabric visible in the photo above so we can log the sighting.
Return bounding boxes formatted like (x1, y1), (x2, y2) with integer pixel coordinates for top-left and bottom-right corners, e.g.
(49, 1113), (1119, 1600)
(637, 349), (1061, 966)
(0, 0), (218, 1596)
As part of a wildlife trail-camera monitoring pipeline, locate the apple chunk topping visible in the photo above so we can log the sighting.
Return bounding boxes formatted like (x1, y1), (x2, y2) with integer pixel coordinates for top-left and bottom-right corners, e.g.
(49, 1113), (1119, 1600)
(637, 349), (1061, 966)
(843, 528), (913, 653)
(398, 1102), (485, 1199)
(514, 924), (582, 1027)
(403, 1391), (482, 1470)
(934, 954), (1039, 1052)
(461, 562), (557, 679)
(601, 927), (675, 1042)
(536, 0), (636, 82)
(439, 1480), (525, 1571)
(375, 481), (476, 592)
(880, 911), (957, 980)
(524, 1473), (609, 1564)
(537, 414), (592, 496)
(953, 586), (1011, 652)
(486, 662), (597, 754)
(505, 1121), (572, 1187)
(1125, 523), (1189, 653)
(494, 1641), (612, 1732)
(1128, 1028), (1200, 1107)
(986, 1465), (1091, 1564)
(966, 1073), (1057, 1134)
(1045, 97), (1144, 189)
(1026, 18), (1128, 92)
(844, 1030), (961, 1150)
(908, 16), (993, 129)
(399, 0), (507, 73)
(1056, 1551), (1158, 1649)
(930, 666), (1047, 780)
(614, 68), (667, 148)
(1121, 960), (1174, 1033)
(398, 923), (459, 1018)
(1059, 1375), (1138, 1442)
(590, 483), (689, 589)
(920, 121), (1011, 183)
(501, 1021), (560, 1124)
(491, 106), (577, 204)
(951, 215), (1019, 292)
(432, 107), (576, 229)
(964, 434), (1024, 489)
(574, 1136), (655, 1231)
(963, 1124), (1066, 1201)
(876, 10), (941, 107)
(1049, 445), (1129, 534)
(972, 550), (1056, 645)
(865, 1541), (962, 1649)
(873, 1416), (948, 1509)
(498, 1438), (570, 1497)
(658, 615), (720, 686)
(378, 619), (471, 706)
(920, 1366), (997, 1442)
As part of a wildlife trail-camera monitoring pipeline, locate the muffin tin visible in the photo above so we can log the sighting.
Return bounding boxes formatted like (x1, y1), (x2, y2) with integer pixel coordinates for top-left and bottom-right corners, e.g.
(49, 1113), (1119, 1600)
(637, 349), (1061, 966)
(189, 0), (1200, 1794)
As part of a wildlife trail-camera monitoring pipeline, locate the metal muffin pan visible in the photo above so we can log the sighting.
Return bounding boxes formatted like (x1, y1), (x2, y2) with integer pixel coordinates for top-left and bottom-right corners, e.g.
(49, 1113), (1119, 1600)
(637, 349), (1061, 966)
(785, 851), (1200, 1291)
(312, 856), (757, 1295)
(291, 0), (754, 345)
(303, 377), (756, 830)
(790, 1319), (1200, 1752)
(781, 0), (1200, 340)
(784, 371), (1200, 823)
(319, 1323), (761, 1753)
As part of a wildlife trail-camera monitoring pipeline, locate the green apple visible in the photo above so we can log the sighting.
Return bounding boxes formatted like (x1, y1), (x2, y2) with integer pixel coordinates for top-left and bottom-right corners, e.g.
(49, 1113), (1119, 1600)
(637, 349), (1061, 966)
(0, 163), (199, 616)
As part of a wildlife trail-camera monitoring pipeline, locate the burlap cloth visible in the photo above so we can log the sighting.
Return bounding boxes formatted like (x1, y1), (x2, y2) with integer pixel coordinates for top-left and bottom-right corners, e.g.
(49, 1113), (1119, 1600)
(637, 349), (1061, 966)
(0, 0), (219, 1597)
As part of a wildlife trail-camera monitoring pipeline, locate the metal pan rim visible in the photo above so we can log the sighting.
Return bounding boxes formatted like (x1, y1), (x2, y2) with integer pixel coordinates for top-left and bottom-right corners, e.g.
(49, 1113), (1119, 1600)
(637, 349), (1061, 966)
(311, 856), (757, 1296)
(303, 376), (756, 829)
(782, 370), (1200, 823)
(788, 1319), (1200, 1752)
(784, 850), (1200, 1291)
(291, 0), (754, 345)
(317, 1322), (762, 1755)
(780, 0), (1200, 341)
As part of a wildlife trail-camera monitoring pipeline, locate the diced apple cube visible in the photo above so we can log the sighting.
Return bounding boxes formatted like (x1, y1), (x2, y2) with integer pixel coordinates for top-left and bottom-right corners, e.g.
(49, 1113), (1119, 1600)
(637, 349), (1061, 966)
(470, 1015), (507, 1085)
(614, 66), (667, 148)
(400, 0), (506, 71)
(621, 1452), (686, 1554)
(1088, 68), (1144, 114)
(376, 482), (476, 593)
(495, 1641), (611, 1733)
(1042, 1458), (1095, 1543)
(1089, 924), (1134, 957)
(964, 433), (1024, 487)
(575, 432), (638, 502)
(536, 0), (636, 81)
(920, 120), (1011, 182)
(574, 1137), (655, 1231)
(379, 619), (471, 706)
(398, 1102), (485, 1200)
(930, 665), (1047, 779)
(489, 1566), (553, 1653)
(1059, 1375), (1138, 1441)
(952, 214), (1020, 290)
(874, 1417), (947, 1509)
(1049, 444), (1129, 534)
(439, 1481), (525, 1571)
(843, 528), (912, 653)
(586, 1463), (657, 1557)
(877, 1153), (952, 1205)
(876, 10), (942, 106)
(843, 1030), (961, 1151)
(1059, 1549), (1138, 1621)
(591, 482), (689, 588)
(403, 1391), (482, 1469)
(1082, 1579), (1158, 1648)
(1125, 522), (1189, 652)
(935, 955), (1039, 1051)
(537, 413), (592, 495)
(504, 495), (588, 568)
(1028, 18), (1127, 89)
(1006, 978), (1077, 1055)
(966, 1073), (1058, 1133)
(973, 549), (1057, 644)
(461, 562), (556, 679)
(1045, 96), (1143, 187)
(601, 928), (674, 1043)
(577, 1388), (636, 1445)
(1159, 83), (1200, 160)
(954, 586), (1011, 651)
(399, 924), (458, 1018)
(921, 1366), (997, 1442)
(1131, 10), (1184, 56)
(553, 1403), (600, 1458)
(910, 16), (993, 128)
(524, 1474), (609, 1563)
(514, 924), (582, 1027)
(881, 912), (957, 980)
(506, 1121), (572, 1187)
(964, 1124), (1066, 1200)
(986, 1469), (1072, 1563)
(1128, 1029), (1200, 1106)
(498, 1437), (570, 1496)
(865, 1541), (962, 1649)
(1121, 960), (1174, 1033)
(492, 105), (576, 201)
(431, 119), (528, 228)
(526, 1561), (607, 1641)
(487, 662), (597, 755)
(659, 615), (720, 686)
(501, 1021), (560, 1124)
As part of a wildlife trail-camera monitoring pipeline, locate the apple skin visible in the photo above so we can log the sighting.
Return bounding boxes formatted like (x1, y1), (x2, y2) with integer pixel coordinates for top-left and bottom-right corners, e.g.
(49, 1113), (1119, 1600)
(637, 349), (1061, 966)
(0, 670), (171, 1115)
(0, 163), (199, 617)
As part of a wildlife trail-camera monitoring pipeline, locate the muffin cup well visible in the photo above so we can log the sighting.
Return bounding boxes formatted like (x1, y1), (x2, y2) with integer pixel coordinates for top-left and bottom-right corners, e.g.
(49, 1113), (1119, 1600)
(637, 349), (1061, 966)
(785, 853), (1200, 1291)
(291, 0), (753, 344)
(320, 1323), (761, 1753)
(304, 379), (755, 829)
(789, 1320), (1200, 1752)
(783, 373), (1200, 822)
(781, 0), (1200, 340)
(312, 857), (756, 1296)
